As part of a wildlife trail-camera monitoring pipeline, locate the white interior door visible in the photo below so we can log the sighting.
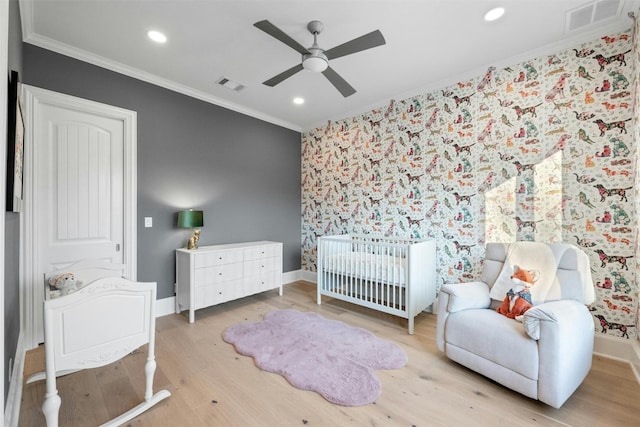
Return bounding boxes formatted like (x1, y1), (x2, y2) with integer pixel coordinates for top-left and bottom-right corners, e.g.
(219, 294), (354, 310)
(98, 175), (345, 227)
(22, 86), (137, 347)
(38, 104), (124, 269)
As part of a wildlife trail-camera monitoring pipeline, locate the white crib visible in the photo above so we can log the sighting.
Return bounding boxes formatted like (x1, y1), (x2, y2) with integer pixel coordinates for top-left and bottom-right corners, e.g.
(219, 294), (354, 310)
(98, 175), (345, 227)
(317, 234), (437, 334)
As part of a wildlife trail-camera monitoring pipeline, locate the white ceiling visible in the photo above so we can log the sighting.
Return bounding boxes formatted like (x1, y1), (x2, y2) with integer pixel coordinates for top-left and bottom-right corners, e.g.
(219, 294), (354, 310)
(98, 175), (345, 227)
(20, 0), (639, 131)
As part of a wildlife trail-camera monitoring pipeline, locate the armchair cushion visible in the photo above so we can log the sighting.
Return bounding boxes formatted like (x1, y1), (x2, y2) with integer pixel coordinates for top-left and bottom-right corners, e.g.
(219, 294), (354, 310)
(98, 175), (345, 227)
(446, 309), (539, 380)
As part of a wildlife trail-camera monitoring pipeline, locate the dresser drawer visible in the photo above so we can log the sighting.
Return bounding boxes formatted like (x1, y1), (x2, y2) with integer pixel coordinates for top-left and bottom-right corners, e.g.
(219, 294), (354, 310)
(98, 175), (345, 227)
(194, 280), (243, 309)
(243, 257), (279, 277)
(244, 244), (280, 261)
(243, 271), (280, 296)
(194, 249), (243, 268)
(194, 263), (243, 286)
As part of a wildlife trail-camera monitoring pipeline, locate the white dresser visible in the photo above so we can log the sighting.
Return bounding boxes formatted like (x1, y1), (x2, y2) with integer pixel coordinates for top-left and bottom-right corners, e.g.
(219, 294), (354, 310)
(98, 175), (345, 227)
(175, 241), (283, 322)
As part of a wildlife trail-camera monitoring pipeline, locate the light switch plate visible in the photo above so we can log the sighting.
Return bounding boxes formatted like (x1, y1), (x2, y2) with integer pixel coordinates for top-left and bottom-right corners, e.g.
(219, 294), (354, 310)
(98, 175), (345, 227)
(144, 217), (153, 228)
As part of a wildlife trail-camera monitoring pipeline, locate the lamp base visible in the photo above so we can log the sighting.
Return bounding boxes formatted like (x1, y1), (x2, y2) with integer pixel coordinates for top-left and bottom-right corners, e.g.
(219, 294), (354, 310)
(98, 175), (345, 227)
(186, 229), (201, 250)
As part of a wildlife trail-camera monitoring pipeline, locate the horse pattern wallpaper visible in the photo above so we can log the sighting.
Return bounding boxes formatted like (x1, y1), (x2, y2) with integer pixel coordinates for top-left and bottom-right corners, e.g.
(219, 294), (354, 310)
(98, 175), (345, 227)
(301, 24), (640, 340)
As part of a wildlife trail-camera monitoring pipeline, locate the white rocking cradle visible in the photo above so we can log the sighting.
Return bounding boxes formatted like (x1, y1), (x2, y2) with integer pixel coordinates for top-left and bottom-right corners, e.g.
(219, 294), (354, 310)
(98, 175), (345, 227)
(27, 260), (171, 427)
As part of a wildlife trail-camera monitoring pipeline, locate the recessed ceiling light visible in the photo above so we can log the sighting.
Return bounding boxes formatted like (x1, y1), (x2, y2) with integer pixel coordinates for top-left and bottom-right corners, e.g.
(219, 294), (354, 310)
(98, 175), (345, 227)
(147, 30), (167, 43)
(484, 7), (505, 22)
(293, 97), (305, 105)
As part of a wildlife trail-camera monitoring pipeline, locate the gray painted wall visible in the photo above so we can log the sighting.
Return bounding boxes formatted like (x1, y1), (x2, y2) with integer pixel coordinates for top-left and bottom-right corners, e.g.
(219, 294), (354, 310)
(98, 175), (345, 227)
(5, 0), (22, 405)
(22, 44), (302, 300)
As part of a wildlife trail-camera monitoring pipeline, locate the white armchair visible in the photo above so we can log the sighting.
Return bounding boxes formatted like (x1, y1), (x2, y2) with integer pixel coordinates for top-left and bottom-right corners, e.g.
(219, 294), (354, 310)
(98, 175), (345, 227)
(436, 242), (595, 408)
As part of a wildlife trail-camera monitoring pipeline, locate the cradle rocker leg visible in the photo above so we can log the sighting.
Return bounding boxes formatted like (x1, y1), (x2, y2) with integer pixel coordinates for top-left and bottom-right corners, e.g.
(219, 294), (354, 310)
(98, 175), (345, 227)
(99, 390), (171, 427)
(144, 358), (157, 400)
(42, 387), (61, 427)
(97, 346), (171, 426)
(100, 329), (171, 426)
(27, 368), (81, 384)
(43, 314), (62, 427)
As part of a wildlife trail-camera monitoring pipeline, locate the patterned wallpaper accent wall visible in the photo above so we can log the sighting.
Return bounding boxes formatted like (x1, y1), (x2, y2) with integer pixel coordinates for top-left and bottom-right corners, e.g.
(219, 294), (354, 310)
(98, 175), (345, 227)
(632, 16), (640, 342)
(301, 27), (638, 340)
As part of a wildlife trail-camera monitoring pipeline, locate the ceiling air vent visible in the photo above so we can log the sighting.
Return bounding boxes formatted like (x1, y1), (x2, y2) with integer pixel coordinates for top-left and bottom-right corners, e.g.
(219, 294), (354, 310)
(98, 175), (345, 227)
(566, 0), (622, 33)
(217, 77), (245, 92)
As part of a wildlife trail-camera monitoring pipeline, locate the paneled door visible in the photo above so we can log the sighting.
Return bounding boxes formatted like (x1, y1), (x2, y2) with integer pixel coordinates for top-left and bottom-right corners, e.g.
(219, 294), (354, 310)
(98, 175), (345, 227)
(38, 104), (124, 266)
(22, 86), (137, 347)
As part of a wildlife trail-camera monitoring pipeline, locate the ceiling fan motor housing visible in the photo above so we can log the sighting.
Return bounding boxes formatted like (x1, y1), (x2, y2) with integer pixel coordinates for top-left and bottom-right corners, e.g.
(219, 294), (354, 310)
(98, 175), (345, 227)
(303, 21), (328, 72)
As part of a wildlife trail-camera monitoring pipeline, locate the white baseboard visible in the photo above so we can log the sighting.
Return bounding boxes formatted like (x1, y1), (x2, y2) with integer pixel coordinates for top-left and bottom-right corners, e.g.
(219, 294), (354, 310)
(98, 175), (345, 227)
(155, 296), (176, 318)
(281, 268), (316, 284)
(593, 333), (631, 360)
(4, 332), (25, 427)
(298, 269), (317, 283)
(630, 339), (640, 385)
(283, 270), (302, 284)
(593, 334), (640, 385)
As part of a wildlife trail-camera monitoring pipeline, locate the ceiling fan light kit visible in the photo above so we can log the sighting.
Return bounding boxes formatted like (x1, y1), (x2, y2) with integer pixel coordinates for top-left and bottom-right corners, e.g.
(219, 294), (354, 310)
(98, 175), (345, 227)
(302, 55), (328, 72)
(254, 19), (386, 97)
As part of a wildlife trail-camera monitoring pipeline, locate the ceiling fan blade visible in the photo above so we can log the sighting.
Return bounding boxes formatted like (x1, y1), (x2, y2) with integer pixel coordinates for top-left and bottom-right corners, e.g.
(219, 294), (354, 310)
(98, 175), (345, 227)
(254, 20), (310, 55)
(324, 29), (386, 60)
(322, 66), (356, 97)
(263, 63), (304, 87)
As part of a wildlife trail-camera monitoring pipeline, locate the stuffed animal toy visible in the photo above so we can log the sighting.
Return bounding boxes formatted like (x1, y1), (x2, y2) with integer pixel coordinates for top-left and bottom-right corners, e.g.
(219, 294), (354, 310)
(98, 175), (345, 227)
(496, 266), (538, 321)
(48, 272), (78, 296)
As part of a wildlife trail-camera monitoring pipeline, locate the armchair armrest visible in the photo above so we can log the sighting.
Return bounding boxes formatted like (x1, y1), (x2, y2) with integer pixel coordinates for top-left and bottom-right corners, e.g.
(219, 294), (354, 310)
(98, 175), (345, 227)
(522, 299), (591, 340)
(522, 299), (594, 408)
(436, 281), (490, 353)
(439, 281), (491, 313)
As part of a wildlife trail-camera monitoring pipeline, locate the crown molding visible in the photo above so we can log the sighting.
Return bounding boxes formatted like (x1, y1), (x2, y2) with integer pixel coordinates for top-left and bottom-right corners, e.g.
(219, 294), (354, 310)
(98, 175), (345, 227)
(311, 13), (637, 132)
(18, 0), (639, 134)
(18, 1), (301, 132)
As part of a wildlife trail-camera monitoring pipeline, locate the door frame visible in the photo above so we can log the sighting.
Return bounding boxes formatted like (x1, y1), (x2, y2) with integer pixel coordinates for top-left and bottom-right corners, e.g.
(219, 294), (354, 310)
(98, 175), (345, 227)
(21, 85), (137, 349)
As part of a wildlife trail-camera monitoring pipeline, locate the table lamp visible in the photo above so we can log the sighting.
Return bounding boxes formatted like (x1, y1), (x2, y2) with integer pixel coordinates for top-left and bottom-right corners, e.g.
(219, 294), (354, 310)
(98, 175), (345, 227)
(177, 209), (204, 249)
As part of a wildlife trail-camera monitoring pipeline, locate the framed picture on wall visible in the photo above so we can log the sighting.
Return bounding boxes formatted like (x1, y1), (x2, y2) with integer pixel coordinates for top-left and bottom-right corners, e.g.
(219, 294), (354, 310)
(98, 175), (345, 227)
(6, 70), (24, 213)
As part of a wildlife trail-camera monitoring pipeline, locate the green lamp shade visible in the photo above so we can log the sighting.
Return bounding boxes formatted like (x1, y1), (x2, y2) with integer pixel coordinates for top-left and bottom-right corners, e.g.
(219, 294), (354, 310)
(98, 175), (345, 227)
(177, 210), (203, 228)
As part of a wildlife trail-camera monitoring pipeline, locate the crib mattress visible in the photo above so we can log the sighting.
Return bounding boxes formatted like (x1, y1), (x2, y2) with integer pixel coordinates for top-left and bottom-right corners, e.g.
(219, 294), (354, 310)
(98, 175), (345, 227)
(321, 252), (407, 285)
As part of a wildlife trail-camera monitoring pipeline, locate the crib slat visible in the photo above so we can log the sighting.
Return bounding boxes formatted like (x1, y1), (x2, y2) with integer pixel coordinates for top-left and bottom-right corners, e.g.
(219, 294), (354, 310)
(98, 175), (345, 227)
(373, 243), (378, 304)
(392, 246), (397, 309)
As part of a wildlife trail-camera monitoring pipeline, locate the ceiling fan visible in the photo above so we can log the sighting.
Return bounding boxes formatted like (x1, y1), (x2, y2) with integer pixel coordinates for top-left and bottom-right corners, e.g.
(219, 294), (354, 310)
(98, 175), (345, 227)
(254, 20), (386, 97)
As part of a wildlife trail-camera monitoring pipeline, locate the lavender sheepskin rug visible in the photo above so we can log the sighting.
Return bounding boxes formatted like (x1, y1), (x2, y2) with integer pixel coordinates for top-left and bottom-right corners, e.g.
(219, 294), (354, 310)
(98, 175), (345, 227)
(222, 309), (407, 406)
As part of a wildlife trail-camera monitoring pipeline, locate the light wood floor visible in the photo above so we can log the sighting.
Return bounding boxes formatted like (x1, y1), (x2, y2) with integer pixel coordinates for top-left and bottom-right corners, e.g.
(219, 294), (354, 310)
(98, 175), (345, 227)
(19, 281), (640, 426)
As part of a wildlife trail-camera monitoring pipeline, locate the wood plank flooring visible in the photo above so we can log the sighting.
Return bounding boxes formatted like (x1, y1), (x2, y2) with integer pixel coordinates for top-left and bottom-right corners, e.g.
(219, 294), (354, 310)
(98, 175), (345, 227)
(19, 281), (640, 426)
